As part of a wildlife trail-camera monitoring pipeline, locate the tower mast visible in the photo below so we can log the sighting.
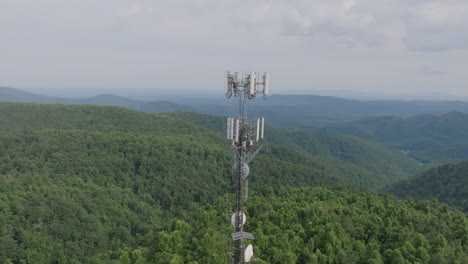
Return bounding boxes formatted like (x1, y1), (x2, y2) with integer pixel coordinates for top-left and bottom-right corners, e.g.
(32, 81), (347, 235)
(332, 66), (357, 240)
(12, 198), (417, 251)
(225, 71), (270, 263)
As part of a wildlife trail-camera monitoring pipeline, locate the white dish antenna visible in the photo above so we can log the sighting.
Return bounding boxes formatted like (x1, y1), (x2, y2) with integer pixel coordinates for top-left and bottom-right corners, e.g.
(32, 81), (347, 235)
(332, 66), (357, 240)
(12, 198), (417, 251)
(244, 244), (254, 262)
(232, 162), (250, 179)
(231, 211), (246, 228)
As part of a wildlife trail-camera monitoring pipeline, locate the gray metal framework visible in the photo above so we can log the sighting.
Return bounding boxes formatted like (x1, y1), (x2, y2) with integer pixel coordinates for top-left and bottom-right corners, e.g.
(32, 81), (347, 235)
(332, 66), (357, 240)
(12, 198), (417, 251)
(225, 71), (269, 263)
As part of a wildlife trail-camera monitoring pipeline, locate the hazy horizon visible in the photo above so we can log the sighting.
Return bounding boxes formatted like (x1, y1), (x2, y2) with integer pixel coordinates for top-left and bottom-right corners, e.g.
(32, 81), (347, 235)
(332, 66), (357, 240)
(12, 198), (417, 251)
(1, 0), (467, 99)
(4, 85), (468, 102)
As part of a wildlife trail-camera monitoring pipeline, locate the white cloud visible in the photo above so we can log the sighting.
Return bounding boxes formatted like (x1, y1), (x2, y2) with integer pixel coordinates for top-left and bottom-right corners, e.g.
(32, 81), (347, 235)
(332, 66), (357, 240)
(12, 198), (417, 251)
(255, 0), (468, 51)
(2, 0), (467, 51)
(117, 2), (154, 17)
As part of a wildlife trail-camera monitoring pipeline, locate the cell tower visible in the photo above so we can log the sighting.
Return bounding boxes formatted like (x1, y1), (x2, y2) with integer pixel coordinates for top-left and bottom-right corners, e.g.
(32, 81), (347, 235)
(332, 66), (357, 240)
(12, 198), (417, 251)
(225, 71), (270, 263)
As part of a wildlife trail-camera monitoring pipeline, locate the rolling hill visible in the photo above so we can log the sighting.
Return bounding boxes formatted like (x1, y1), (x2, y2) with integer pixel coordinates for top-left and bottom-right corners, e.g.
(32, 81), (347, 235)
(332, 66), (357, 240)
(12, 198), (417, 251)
(0, 103), (422, 189)
(4, 86), (468, 127)
(0, 102), (466, 263)
(0, 87), (193, 114)
(385, 160), (468, 212)
(166, 111), (422, 188)
(0, 103), (346, 263)
(0, 86), (56, 103)
(318, 111), (468, 163)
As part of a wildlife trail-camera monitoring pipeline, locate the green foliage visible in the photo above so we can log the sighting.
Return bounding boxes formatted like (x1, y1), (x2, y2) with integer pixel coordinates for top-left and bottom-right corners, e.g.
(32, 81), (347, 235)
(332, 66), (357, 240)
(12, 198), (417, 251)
(0, 103), (421, 189)
(0, 103), (353, 263)
(125, 186), (468, 264)
(386, 160), (468, 212)
(270, 130), (421, 188)
(1, 103), (466, 263)
(0, 102), (207, 135)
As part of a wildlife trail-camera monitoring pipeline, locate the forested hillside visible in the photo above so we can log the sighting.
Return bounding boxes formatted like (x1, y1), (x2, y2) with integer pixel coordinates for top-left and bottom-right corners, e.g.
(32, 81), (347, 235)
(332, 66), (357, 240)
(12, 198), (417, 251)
(93, 187), (468, 264)
(1, 102), (466, 263)
(0, 103), (422, 189)
(386, 160), (468, 212)
(167, 112), (422, 188)
(0, 103), (343, 263)
(0, 103), (204, 135)
(0, 130), (347, 263)
(318, 112), (468, 163)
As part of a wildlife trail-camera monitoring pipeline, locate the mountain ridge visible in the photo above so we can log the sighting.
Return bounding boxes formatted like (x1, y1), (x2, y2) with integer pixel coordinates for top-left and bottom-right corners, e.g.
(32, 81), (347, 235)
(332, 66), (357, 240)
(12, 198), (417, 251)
(0, 87), (193, 114)
(318, 111), (468, 163)
(385, 159), (468, 212)
(4, 87), (468, 123)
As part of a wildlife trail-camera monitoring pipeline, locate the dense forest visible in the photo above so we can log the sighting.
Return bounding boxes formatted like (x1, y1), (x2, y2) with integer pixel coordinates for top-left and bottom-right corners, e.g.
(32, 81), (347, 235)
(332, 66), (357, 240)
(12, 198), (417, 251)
(386, 160), (468, 212)
(0, 102), (467, 263)
(0, 103), (205, 135)
(112, 187), (466, 264)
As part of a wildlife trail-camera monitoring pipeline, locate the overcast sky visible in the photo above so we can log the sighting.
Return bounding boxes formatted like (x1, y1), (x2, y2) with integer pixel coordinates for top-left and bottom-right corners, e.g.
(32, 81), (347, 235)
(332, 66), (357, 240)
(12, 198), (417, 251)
(1, 0), (467, 99)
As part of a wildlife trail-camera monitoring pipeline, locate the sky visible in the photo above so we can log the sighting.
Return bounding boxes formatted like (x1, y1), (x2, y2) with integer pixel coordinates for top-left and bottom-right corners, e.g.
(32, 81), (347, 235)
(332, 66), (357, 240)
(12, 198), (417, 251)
(1, 0), (467, 100)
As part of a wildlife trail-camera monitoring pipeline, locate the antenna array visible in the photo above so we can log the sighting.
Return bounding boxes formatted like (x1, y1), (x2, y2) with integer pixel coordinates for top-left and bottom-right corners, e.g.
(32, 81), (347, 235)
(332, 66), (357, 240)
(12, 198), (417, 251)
(224, 71), (269, 263)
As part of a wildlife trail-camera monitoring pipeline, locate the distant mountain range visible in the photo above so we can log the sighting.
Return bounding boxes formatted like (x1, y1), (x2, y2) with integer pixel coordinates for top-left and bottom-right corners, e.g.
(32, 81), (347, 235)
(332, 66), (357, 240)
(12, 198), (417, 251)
(0, 86), (56, 103)
(174, 94), (468, 128)
(3, 86), (468, 164)
(0, 86), (194, 113)
(3, 87), (468, 125)
(318, 111), (468, 163)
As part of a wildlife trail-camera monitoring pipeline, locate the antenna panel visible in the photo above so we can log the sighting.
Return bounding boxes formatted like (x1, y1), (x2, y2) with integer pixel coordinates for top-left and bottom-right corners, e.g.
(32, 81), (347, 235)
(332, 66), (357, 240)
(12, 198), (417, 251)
(230, 118), (235, 140)
(263, 72), (270, 95)
(249, 72), (256, 95)
(227, 118), (231, 139)
(227, 117), (235, 140)
(256, 118), (260, 141)
(261, 117), (265, 139)
(224, 71), (230, 95)
(235, 119), (240, 143)
(245, 179), (249, 200)
(244, 244), (254, 262)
